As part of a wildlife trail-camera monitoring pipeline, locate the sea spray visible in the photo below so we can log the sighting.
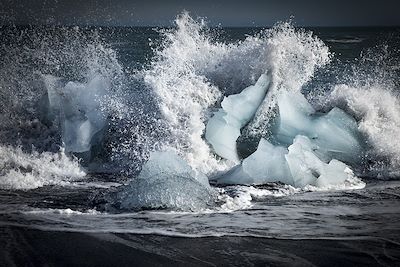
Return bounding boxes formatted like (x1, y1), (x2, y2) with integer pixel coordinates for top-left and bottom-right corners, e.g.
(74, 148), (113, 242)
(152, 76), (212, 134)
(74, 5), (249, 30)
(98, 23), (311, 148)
(0, 145), (85, 190)
(145, 13), (332, 175)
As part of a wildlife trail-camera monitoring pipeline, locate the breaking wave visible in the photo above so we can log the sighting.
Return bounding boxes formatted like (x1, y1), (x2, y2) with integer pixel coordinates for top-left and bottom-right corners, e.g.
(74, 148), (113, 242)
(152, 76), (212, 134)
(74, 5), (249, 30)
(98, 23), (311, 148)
(0, 12), (399, 212)
(145, 12), (331, 174)
(0, 145), (85, 190)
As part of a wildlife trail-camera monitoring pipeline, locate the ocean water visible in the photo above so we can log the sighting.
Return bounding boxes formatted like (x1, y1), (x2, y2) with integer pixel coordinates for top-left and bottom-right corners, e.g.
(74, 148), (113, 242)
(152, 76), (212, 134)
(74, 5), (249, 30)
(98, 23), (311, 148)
(1, 13), (400, 264)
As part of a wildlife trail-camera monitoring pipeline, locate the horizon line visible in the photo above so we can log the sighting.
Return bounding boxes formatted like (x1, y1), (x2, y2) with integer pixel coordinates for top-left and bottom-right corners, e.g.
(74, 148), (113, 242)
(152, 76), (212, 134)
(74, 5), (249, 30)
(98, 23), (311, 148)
(1, 22), (400, 28)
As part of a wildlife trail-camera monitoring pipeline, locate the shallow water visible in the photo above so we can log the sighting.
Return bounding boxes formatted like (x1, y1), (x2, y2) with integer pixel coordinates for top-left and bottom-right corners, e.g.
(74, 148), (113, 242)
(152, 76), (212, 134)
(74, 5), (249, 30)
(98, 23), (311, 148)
(0, 178), (399, 241)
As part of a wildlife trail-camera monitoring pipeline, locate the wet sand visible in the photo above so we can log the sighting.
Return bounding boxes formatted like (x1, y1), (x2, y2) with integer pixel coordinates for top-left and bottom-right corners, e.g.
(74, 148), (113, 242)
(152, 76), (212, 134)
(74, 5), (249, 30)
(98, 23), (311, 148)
(1, 226), (399, 266)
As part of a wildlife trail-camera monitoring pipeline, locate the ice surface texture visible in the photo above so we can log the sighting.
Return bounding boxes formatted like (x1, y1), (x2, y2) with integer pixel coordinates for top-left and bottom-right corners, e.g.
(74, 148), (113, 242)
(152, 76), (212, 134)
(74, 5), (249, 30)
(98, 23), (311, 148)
(205, 73), (271, 162)
(286, 136), (355, 188)
(110, 151), (215, 211)
(216, 136), (356, 188)
(208, 74), (364, 188)
(273, 91), (363, 164)
(216, 138), (292, 185)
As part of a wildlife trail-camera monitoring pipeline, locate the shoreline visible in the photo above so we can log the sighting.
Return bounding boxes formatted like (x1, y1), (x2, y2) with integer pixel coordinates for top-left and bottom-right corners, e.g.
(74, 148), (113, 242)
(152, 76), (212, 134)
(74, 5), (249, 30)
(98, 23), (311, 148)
(1, 226), (399, 266)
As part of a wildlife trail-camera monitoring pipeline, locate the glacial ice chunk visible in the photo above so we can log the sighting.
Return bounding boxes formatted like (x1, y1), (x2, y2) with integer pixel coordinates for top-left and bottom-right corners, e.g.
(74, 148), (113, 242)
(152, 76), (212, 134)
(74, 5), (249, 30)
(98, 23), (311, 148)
(205, 73), (271, 161)
(216, 135), (356, 188)
(273, 91), (363, 164)
(221, 73), (271, 124)
(272, 91), (315, 145)
(216, 138), (292, 185)
(285, 135), (324, 187)
(45, 75), (108, 153)
(205, 111), (241, 162)
(286, 136), (354, 187)
(315, 159), (354, 188)
(109, 151), (215, 211)
(313, 107), (362, 163)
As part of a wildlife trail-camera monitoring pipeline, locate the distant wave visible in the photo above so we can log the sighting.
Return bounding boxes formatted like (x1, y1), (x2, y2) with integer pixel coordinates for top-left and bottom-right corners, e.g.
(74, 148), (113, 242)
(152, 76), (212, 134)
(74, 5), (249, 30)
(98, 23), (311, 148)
(326, 37), (365, 43)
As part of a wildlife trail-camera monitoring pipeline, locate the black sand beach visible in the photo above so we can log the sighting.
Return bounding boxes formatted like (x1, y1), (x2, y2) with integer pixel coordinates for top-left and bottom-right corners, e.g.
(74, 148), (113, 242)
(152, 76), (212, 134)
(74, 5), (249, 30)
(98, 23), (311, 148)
(1, 226), (399, 266)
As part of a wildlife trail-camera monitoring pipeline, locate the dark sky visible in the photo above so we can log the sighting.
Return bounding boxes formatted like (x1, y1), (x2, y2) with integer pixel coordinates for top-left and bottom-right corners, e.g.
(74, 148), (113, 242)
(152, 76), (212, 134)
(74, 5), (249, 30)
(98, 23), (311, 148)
(1, 0), (400, 27)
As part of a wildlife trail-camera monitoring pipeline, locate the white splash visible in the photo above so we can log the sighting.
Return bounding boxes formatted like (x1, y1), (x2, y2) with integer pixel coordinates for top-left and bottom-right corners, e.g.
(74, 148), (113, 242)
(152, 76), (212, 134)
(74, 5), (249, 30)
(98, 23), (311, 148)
(330, 84), (400, 172)
(0, 145), (86, 190)
(146, 12), (331, 175)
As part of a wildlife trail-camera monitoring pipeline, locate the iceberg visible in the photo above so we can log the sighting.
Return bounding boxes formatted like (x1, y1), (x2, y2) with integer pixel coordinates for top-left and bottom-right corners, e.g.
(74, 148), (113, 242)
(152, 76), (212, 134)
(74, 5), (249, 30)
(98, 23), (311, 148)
(216, 138), (292, 185)
(273, 91), (363, 164)
(286, 136), (354, 187)
(45, 75), (108, 154)
(284, 135), (322, 187)
(204, 84), (364, 188)
(109, 151), (215, 211)
(215, 135), (355, 188)
(205, 73), (271, 161)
